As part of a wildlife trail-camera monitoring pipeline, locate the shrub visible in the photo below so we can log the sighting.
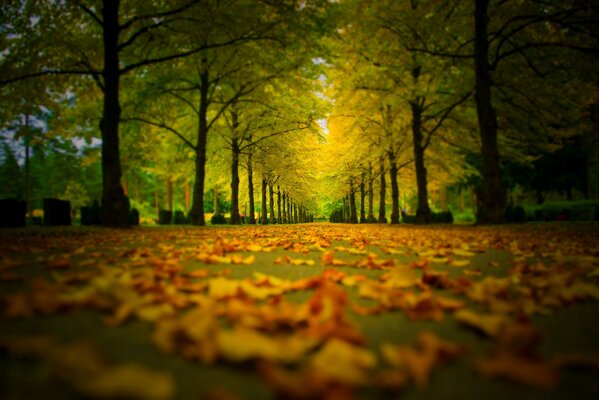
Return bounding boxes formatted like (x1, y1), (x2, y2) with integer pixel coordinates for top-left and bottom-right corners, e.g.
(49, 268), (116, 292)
(431, 211), (454, 224)
(504, 205), (514, 222)
(129, 208), (140, 226)
(158, 210), (172, 225)
(211, 213), (227, 225)
(512, 205), (526, 223)
(402, 215), (415, 224)
(173, 210), (186, 225)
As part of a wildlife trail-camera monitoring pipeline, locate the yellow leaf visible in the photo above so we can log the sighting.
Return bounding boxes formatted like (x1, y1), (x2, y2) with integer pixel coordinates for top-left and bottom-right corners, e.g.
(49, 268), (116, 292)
(208, 278), (241, 298)
(217, 329), (318, 363)
(454, 309), (509, 337)
(310, 339), (376, 385)
(450, 259), (471, 267)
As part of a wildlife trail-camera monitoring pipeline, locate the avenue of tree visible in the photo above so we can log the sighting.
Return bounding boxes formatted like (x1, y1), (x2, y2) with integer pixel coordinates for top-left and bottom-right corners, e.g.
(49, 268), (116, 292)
(1, 0), (598, 226)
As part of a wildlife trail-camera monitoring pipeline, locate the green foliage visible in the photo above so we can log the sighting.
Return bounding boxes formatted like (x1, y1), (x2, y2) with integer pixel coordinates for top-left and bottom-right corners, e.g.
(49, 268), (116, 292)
(0, 140), (23, 199)
(60, 181), (90, 217)
(525, 200), (599, 222)
(452, 208), (476, 224)
(431, 211), (454, 224)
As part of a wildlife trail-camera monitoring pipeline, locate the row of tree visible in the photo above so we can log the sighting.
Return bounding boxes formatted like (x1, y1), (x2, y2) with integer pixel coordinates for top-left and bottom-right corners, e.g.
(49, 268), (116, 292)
(321, 0), (598, 224)
(1, 0), (333, 226)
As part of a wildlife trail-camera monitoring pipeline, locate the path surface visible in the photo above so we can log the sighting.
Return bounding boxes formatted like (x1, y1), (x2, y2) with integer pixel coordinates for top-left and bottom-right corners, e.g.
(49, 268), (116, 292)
(1, 223), (599, 399)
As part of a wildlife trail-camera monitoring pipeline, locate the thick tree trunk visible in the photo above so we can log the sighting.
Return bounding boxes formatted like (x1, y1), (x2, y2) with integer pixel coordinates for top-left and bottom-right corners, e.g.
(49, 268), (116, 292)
(100, 0), (128, 227)
(261, 177), (268, 224)
(286, 195), (291, 224)
(359, 172), (366, 223)
(230, 138), (241, 224)
(269, 184), (275, 224)
(189, 66), (210, 226)
(389, 153), (400, 224)
(277, 186), (282, 223)
(247, 153), (256, 224)
(378, 156), (386, 223)
(474, 0), (505, 224)
(349, 180), (358, 224)
(367, 163), (374, 222)
(411, 101), (431, 224)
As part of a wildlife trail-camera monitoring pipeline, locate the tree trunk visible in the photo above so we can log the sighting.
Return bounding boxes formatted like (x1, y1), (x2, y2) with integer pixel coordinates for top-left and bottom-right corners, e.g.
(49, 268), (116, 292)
(411, 101), (431, 224)
(359, 172), (366, 223)
(247, 153), (256, 224)
(349, 181), (358, 224)
(261, 177), (268, 224)
(100, 0), (128, 226)
(230, 130), (241, 224)
(189, 65), (210, 226)
(24, 116), (31, 218)
(474, 0), (505, 224)
(277, 186), (282, 223)
(282, 192), (287, 223)
(367, 163), (374, 222)
(389, 153), (400, 224)
(269, 183), (275, 224)
(586, 99), (599, 198)
(378, 156), (386, 223)
(167, 178), (173, 211)
(185, 182), (190, 211)
(213, 185), (219, 215)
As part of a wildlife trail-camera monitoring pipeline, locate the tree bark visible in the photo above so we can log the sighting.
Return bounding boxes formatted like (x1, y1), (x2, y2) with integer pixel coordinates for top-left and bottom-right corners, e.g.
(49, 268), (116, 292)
(261, 177), (268, 224)
(359, 172), (366, 223)
(185, 182), (190, 211)
(247, 153), (256, 224)
(277, 186), (282, 224)
(411, 101), (431, 224)
(367, 163), (374, 222)
(189, 64), (209, 225)
(474, 0), (505, 224)
(213, 185), (219, 215)
(269, 183), (276, 224)
(587, 99), (599, 198)
(389, 152), (400, 224)
(230, 136), (241, 224)
(100, 0), (128, 226)
(378, 156), (386, 223)
(24, 115), (31, 218)
(282, 192), (287, 223)
(349, 180), (358, 224)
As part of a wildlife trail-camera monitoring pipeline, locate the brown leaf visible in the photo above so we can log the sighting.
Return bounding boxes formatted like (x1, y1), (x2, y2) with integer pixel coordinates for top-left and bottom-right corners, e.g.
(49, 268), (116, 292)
(476, 351), (559, 390)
